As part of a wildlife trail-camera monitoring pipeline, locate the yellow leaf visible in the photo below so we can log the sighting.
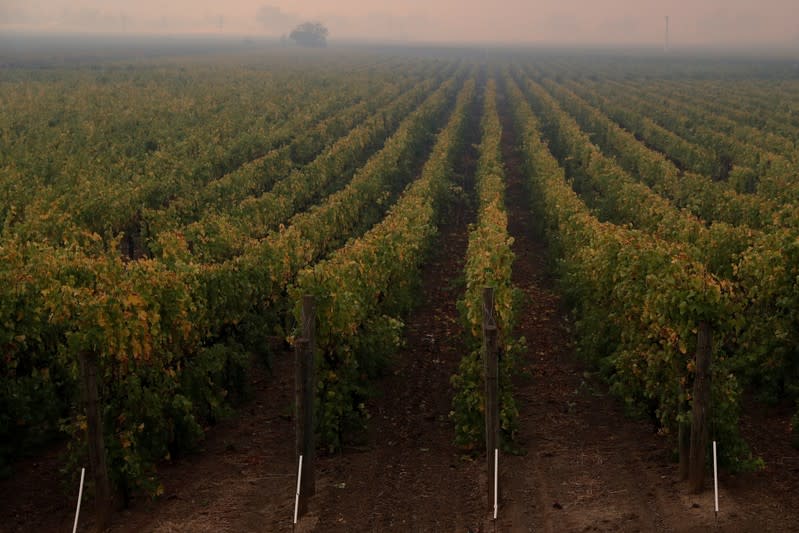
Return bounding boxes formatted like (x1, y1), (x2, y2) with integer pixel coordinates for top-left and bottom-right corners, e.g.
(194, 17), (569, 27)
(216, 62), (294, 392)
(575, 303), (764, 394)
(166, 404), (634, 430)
(124, 294), (144, 308)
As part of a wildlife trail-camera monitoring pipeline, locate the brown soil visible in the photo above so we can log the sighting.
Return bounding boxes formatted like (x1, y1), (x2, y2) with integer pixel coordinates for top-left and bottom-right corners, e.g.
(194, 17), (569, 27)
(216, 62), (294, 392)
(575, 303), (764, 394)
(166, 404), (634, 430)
(298, 193), (484, 532)
(494, 89), (799, 533)
(0, 353), (301, 533)
(293, 98), (486, 532)
(1, 87), (798, 533)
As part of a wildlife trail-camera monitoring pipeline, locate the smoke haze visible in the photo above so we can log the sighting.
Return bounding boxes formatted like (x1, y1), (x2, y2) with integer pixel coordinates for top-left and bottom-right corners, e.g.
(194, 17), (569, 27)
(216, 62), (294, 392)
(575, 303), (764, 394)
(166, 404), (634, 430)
(1, 0), (798, 46)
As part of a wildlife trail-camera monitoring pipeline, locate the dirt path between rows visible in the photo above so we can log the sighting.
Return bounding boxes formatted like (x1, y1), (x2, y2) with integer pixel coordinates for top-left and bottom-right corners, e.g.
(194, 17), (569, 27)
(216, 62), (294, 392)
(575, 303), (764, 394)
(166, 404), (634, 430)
(294, 95), (487, 532)
(497, 90), (677, 532)
(494, 85), (799, 533)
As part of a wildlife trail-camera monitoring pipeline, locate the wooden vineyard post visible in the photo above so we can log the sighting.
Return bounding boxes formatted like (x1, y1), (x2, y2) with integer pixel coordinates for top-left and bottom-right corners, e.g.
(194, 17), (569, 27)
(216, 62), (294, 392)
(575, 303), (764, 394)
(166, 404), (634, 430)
(294, 295), (316, 517)
(678, 420), (690, 481)
(301, 295), (316, 499)
(301, 295), (316, 366)
(78, 351), (112, 531)
(689, 322), (712, 493)
(482, 287), (500, 507)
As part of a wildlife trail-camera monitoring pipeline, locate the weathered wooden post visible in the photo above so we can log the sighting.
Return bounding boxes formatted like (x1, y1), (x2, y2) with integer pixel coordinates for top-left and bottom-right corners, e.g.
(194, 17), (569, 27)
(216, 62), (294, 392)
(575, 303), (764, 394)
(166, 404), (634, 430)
(301, 295), (316, 499)
(689, 322), (712, 493)
(678, 420), (691, 481)
(302, 295), (316, 362)
(482, 287), (500, 506)
(294, 338), (311, 517)
(78, 351), (112, 531)
(294, 295), (316, 517)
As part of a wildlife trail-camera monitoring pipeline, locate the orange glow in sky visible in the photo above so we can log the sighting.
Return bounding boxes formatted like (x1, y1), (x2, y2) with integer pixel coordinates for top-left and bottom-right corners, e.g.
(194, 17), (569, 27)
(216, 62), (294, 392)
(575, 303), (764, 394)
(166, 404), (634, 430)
(1, 0), (798, 45)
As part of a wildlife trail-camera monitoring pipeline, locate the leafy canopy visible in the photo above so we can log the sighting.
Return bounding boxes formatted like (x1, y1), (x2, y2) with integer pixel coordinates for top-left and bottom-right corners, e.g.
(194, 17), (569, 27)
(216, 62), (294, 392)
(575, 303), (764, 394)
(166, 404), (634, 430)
(290, 22), (329, 48)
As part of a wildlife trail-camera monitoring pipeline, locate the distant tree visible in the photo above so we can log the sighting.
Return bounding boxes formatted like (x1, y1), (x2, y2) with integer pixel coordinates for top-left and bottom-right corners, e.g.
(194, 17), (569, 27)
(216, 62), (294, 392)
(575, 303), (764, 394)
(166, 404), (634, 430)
(289, 22), (329, 48)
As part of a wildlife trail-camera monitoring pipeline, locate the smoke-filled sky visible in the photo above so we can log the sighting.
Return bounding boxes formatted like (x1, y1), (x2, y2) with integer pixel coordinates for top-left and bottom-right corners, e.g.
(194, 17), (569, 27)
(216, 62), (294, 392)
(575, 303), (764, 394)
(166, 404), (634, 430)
(2, 0), (798, 45)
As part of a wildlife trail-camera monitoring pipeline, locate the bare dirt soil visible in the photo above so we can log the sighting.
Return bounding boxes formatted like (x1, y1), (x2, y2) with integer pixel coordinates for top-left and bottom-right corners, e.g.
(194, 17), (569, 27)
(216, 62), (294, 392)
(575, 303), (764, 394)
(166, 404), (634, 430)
(292, 102), (487, 532)
(1, 91), (798, 533)
(494, 92), (799, 533)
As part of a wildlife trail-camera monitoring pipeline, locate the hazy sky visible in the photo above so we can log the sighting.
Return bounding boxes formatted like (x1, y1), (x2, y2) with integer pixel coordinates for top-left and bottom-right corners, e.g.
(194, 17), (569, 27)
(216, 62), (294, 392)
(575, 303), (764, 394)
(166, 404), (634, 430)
(2, 0), (798, 45)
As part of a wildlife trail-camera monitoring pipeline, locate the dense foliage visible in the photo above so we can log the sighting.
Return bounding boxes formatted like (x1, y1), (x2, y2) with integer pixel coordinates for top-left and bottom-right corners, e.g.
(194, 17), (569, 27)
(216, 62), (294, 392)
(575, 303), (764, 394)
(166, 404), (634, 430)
(451, 80), (520, 449)
(505, 72), (752, 467)
(292, 78), (475, 450)
(0, 56), (462, 490)
(3, 50), (799, 495)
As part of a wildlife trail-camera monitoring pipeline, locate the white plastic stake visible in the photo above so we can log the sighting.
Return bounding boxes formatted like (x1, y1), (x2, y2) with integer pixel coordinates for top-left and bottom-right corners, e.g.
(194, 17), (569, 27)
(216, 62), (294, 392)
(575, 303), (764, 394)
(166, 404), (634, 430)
(493, 448), (499, 520)
(712, 441), (719, 515)
(293, 455), (303, 525)
(72, 467), (86, 533)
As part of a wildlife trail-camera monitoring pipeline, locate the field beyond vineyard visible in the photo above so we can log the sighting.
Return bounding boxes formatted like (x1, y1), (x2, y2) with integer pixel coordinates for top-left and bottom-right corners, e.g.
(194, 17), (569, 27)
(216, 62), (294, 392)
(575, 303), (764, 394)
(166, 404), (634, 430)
(1, 42), (798, 531)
